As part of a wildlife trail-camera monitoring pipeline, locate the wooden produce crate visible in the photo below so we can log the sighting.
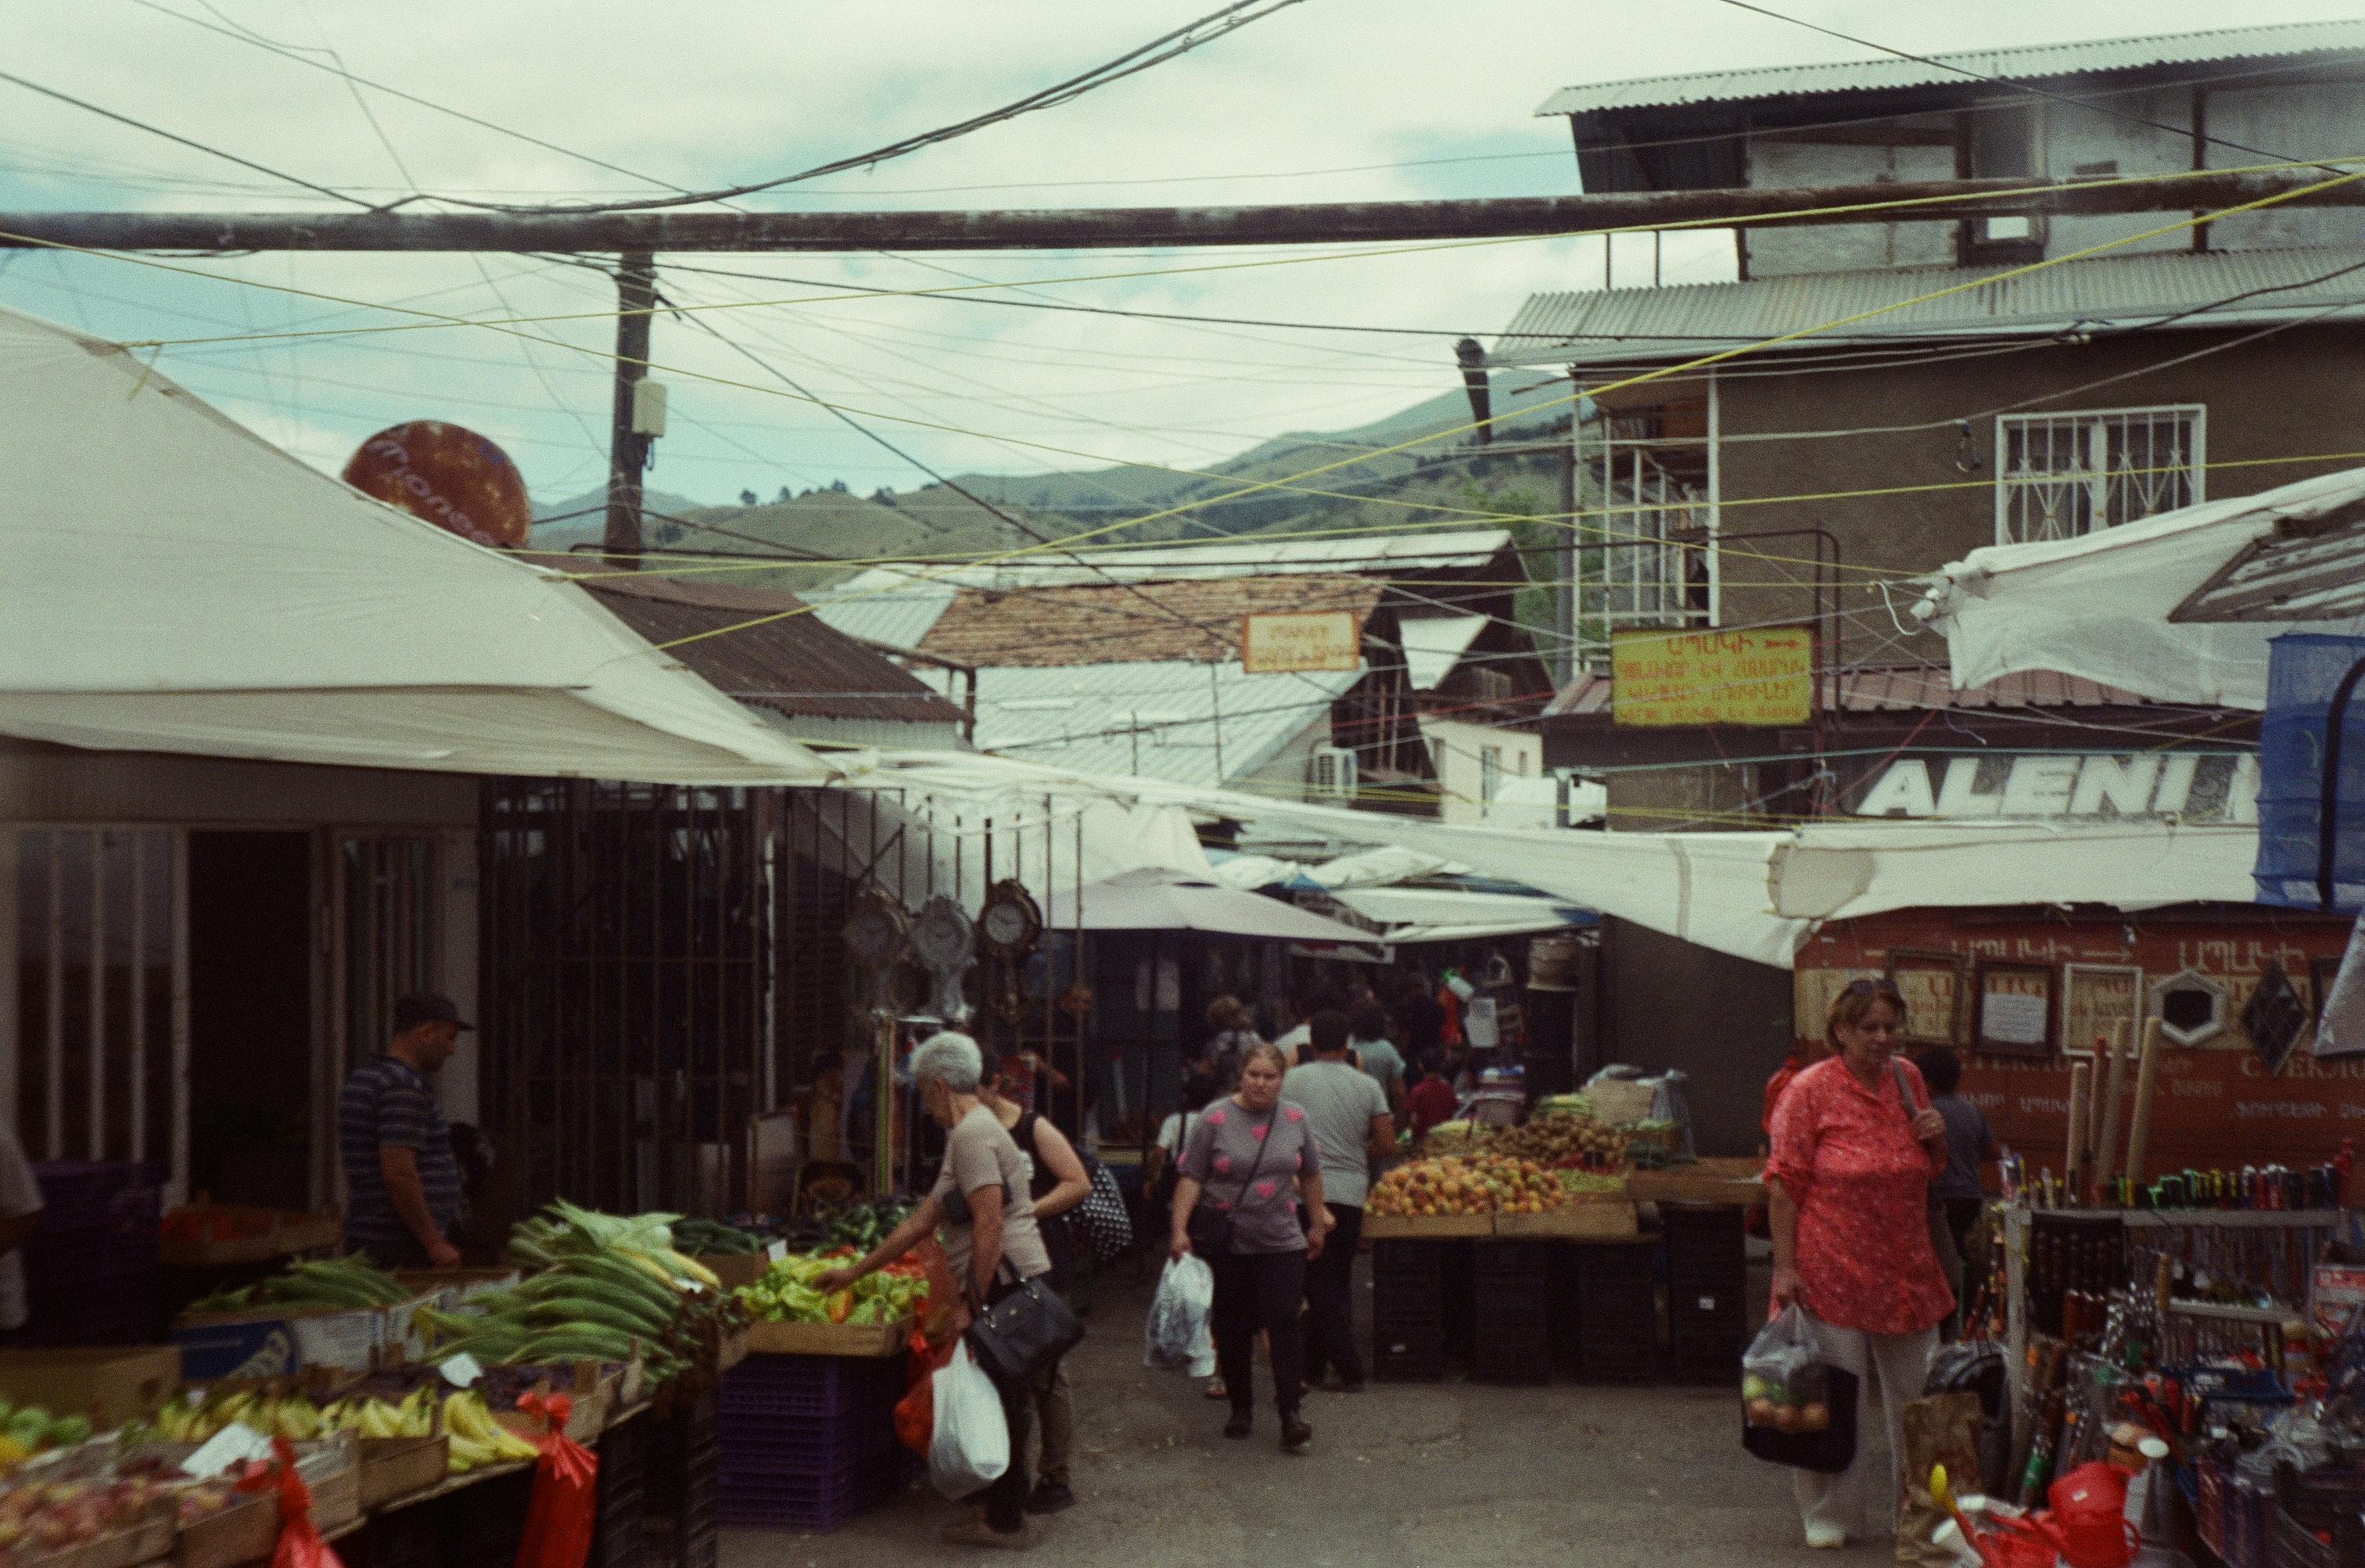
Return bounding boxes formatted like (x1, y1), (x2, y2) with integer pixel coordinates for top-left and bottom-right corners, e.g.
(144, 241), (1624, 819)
(692, 1254), (768, 1292)
(356, 1398), (449, 1510)
(1625, 1157), (1765, 1207)
(0, 1344), (179, 1427)
(158, 1207), (340, 1269)
(87, 1512), (174, 1568)
(738, 1317), (910, 1358)
(1495, 1200), (1640, 1240)
(178, 1493), (278, 1568)
(1362, 1211), (1494, 1240)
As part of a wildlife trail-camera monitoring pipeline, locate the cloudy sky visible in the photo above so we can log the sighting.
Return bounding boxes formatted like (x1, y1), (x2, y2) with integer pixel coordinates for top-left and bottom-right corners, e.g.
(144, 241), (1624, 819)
(5, 0), (2356, 508)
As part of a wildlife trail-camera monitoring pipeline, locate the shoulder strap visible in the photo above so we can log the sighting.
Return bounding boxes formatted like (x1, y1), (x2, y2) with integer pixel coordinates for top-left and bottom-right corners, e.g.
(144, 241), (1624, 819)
(1229, 1109), (1277, 1200)
(1890, 1059), (1920, 1117)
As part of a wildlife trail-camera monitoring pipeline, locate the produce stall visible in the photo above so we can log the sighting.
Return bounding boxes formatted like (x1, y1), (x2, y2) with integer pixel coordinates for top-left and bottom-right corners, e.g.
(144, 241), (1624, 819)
(0, 1199), (752, 1568)
(1361, 1095), (1761, 1386)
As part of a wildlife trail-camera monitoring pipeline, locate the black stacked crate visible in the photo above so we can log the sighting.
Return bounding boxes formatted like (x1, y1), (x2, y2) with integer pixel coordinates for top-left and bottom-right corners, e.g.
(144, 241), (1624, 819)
(339, 1501), (442, 1568)
(1662, 1205), (1748, 1383)
(588, 1409), (647, 1568)
(1469, 1241), (1552, 1385)
(1572, 1240), (1658, 1383)
(22, 1162), (160, 1344)
(1371, 1240), (1450, 1381)
(437, 1467), (535, 1567)
(644, 1387), (719, 1568)
(1545, 1243), (1584, 1377)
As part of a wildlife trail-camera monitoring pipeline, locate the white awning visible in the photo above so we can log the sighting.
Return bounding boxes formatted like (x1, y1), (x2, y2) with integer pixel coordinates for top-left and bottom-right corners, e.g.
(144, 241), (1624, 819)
(1913, 466), (2365, 709)
(0, 307), (833, 784)
(839, 752), (2261, 968)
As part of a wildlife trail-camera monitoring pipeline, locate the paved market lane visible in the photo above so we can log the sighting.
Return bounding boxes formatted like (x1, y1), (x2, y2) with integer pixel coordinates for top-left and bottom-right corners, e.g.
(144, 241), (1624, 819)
(722, 1264), (1863, 1568)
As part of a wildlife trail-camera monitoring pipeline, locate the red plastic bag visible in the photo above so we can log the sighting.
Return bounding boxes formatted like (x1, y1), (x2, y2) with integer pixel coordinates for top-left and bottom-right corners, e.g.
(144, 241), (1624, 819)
(896, 1329), (956, 1457)
(233, 1438), (343, 1568)
(511, 1393), (599, 1568)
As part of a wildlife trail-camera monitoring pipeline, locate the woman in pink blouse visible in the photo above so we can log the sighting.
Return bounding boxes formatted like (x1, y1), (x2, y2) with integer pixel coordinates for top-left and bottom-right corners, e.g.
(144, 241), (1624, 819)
(1767, 978), (1952, 1550)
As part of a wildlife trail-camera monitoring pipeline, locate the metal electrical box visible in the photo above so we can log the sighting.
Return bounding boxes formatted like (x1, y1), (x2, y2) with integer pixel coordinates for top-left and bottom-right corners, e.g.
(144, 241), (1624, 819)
(630, 379), (669, 437)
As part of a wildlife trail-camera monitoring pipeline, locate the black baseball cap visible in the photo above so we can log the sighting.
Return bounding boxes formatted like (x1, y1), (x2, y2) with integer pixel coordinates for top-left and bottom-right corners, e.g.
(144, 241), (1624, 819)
(393, 992), (474, 1034)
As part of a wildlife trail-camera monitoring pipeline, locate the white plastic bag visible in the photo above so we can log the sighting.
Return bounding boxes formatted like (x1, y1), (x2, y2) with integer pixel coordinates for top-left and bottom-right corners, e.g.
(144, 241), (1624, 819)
(1143, 1255), (1216, 1376)
(928, 1340), (1010, 1498)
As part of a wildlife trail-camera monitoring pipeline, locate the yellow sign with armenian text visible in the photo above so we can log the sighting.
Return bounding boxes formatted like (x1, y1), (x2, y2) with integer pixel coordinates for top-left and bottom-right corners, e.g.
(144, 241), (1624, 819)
(1610, 626), (1813, 727)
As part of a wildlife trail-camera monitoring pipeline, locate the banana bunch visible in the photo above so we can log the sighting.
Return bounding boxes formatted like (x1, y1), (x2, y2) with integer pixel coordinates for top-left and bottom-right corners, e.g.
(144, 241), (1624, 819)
(154, 1390), (329, 1443)
(188, 1255), (414, 1315)
(442, 1392), (540, 1473)
(317, 1388), (436, 1442)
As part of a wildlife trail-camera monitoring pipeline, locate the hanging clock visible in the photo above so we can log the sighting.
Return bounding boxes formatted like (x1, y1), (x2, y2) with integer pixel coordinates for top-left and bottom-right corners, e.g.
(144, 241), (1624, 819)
(909, 892), (978, 1023)
(978, 879), (1043, 958)
(843, 884), (909, 972)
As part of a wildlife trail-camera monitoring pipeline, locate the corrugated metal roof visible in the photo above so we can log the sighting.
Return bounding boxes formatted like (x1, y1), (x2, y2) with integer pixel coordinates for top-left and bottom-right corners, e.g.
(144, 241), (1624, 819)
(1544, 661), (2202, 718)
(1487, 247), (2365, 368)
(803, 578), (959, 652)
(1537, 19), (2365, 117)
(922, 575), (1383, 668)
(927, 661), (1361, 790)
(585, 576), (966, 730)
(1399, 614), (1488, 691)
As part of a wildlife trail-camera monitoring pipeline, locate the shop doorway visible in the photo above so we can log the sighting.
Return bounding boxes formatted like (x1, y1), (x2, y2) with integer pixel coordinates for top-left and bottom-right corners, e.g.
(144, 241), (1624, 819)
(187, 831), (312, 1207)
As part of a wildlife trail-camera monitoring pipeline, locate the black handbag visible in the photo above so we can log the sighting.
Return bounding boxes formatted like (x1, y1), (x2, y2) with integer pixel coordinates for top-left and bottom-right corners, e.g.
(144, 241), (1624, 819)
(966, 1269), (1085, 1388)
(1185, 1107), (1274, 1256)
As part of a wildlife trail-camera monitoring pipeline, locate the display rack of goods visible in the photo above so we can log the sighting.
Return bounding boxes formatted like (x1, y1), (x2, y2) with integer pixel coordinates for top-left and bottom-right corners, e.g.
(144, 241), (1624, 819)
(732, 1251), (925, 1356)
(0, 1346), (178, 1433)
(0, 1466), (179, 1567)
(158, 1204), (341, 1268)
(1414, 1120), (1488, 1157)
(414, 1201), (738, 1385)
(670, 1221), (775, 1290)
(174, 1255), (422, 1380)
(1486, 1107), (1631, 1172)
(780, 1200), (916, 1258)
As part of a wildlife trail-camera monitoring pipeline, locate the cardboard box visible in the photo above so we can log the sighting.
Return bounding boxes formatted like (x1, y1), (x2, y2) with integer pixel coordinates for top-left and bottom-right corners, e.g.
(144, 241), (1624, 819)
(172, 1307), (382, 1381)
(357, 1433), (447, 1509)
(741, 1318), (910, 1358)
(176, 1494), (278, 1568)
(0, 1345), (180, 1428)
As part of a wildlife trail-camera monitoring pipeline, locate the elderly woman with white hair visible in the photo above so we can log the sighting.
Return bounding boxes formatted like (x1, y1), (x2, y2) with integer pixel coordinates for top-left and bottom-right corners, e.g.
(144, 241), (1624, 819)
(818, 1030), (1060, 1550)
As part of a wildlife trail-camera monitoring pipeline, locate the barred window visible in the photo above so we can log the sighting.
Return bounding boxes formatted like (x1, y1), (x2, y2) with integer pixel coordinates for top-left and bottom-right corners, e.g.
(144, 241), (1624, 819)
(1996, 406), (2205, 544)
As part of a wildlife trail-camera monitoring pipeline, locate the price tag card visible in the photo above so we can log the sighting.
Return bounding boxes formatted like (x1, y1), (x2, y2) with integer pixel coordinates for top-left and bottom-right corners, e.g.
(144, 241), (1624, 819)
(766, 1240), (788, 1263)
(181, 1421), (274, 1478)
(438, 1352), (485, 1388)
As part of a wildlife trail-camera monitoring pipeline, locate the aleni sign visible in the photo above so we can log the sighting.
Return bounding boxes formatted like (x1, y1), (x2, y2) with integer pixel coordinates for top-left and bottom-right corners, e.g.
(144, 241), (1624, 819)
(1848, 752), (2258, 823)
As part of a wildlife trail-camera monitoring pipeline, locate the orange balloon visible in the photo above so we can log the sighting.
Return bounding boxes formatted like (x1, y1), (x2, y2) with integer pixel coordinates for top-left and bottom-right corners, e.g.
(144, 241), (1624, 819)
(342, 421), (532, 548)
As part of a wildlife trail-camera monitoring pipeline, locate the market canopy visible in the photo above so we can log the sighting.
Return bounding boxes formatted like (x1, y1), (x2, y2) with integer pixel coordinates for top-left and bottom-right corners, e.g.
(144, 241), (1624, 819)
(837, 752), (2260, 968)
(1046, 867), (1385, 944)
(0, 307), (834, 784)
(1913, 465), (2365, 709)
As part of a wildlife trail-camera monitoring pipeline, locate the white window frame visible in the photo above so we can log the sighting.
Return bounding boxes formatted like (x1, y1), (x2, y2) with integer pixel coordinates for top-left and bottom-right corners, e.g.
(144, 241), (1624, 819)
(1994, 404), (2206, 544)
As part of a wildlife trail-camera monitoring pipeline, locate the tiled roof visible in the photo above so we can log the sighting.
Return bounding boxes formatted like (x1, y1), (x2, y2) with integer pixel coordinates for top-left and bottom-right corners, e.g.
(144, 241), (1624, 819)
(584, 576), (965, 728)
(918, 575), (1384, 669)
(1537, 19), (2365, 117)
(1544, 662), (2198, 719)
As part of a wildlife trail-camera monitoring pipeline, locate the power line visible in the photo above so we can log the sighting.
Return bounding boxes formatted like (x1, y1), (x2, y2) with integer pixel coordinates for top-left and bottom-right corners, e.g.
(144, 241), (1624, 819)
(1710, 1), (2345, 176)
(0, 67), (368, 210)
(434, 1), (1308, 216)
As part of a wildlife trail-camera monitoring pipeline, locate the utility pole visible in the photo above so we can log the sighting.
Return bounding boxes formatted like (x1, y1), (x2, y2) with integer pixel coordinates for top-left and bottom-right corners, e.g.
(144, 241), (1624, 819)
(604, 251), (655, 569)
(2, 170), (2346, 254)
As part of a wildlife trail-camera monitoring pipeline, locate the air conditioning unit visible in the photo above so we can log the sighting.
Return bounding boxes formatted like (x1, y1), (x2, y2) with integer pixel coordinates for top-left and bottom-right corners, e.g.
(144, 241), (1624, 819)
(1307, 745), (1358, 798)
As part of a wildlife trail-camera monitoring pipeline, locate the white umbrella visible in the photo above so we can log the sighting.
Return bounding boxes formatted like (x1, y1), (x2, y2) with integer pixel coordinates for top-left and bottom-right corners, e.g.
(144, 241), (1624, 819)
(1046, 867), (1380, 942)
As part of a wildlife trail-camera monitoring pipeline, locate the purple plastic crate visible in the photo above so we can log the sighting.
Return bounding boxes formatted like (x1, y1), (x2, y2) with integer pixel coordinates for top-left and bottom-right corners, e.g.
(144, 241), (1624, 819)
(719, 1355), (901, 1423)
(716, 1465), (867, 1534)
(31, 1163), (161, 1229)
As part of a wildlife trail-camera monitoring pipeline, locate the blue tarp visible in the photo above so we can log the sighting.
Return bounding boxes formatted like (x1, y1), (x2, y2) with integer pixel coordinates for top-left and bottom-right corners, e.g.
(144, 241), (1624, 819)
(2254, 633), (2365, 913)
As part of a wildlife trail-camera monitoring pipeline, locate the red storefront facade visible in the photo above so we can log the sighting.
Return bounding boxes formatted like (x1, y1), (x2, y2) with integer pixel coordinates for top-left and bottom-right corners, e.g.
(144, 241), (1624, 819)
(1794, 906), (2363, 1189)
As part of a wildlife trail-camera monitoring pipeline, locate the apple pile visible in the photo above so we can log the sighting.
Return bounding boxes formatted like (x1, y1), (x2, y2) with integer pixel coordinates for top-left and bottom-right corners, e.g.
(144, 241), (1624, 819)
(1369, 1154), (1569, 1217)
(0, 1474), (173, 1563)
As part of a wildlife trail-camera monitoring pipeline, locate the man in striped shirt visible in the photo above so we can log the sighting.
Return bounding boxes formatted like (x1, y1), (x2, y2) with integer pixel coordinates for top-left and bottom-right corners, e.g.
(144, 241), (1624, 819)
(339, 993), (470, 1268)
